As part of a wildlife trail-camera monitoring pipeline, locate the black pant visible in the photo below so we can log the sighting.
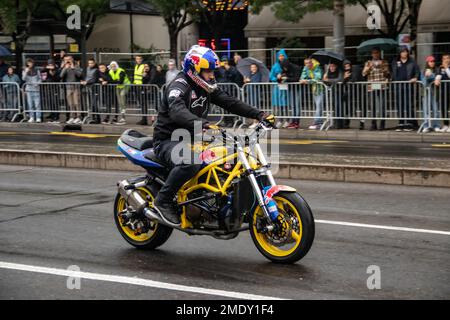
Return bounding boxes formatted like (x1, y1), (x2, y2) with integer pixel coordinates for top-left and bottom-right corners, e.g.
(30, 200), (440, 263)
(369, 90), (386, 128)
(396, 86), (416, 128)
(87, 86), (100, 121)
(154, 140), (203, 203)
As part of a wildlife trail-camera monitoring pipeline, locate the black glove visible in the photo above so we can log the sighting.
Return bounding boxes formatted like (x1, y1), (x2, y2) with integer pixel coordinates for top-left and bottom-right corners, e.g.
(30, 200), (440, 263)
(202, 122), (220, 131)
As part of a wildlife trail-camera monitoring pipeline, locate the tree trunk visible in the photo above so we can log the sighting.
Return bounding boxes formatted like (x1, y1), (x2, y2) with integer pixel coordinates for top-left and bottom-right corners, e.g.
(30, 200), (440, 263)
(169, 29), (178, 66)
(12, 34), (26, 72)
(408, 0), (422, 59)
(333, 0), (345, 56)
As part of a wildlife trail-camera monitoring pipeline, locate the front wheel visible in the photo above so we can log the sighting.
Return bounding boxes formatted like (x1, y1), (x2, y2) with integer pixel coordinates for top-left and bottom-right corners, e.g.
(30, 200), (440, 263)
(250, 191), (315, 264)
(114, 184), (173, 250)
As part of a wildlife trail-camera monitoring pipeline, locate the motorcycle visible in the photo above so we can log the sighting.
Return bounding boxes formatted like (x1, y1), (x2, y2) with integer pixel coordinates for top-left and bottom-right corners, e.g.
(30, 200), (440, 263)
(114, 122), (315, 263)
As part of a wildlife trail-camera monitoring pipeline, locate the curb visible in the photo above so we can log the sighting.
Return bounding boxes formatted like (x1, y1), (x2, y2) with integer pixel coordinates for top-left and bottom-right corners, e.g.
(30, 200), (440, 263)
(1, 122), (450, 143)
(1, 149), (449, 188)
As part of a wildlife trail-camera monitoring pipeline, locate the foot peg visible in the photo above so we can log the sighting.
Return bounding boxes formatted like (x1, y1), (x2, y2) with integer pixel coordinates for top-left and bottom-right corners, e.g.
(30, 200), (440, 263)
(144, 207), (181, 228)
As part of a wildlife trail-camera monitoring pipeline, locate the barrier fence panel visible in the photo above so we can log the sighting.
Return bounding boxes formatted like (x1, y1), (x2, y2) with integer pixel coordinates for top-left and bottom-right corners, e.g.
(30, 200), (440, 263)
(0, 82), (22, 122)
(123, 84), (161, 117)
(12, 80), (446, 130)
(326, 81), (426, 130)
(21, 83), (163, 123)
(242, 82), (330, 129)
(426, 80), (450, 131)
(212, 82), (241, 112)
(24, 82), (92, 122)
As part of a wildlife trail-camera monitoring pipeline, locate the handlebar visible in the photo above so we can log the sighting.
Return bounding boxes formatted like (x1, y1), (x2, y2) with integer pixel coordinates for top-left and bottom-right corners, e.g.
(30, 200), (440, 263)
(208, 121), (274, 146)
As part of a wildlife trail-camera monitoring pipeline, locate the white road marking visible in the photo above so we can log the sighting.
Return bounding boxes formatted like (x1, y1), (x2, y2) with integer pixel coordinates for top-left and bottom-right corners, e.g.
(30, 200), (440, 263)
(0, 261), (285, 300)
(316, 219), (450, 236)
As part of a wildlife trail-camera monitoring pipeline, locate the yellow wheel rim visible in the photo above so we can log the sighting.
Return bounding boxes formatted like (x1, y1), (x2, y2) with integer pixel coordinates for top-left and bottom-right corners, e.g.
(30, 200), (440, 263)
(116, 187), (158, 242)
(252, 196), (303, 257)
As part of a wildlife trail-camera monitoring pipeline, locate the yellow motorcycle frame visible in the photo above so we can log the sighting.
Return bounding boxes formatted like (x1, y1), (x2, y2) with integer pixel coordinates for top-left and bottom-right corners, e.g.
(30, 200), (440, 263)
(176, 125), (288, 231)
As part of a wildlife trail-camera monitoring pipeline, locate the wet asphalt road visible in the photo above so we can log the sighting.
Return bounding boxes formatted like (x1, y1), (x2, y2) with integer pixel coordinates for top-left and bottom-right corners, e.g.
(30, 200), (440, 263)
(0, 165), (449, 300)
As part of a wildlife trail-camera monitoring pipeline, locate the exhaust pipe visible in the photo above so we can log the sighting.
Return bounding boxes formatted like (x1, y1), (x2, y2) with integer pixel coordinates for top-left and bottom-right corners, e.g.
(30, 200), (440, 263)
(118, 179), (149, 215)
(117, 179), (167, 224)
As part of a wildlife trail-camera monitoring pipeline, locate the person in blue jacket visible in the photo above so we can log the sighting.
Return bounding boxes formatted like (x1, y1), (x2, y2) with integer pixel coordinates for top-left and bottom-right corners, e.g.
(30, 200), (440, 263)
(270, 49), (289, 128)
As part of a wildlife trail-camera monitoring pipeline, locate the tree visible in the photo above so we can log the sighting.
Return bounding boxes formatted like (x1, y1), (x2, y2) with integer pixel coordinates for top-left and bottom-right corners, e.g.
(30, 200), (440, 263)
(145, 0), (199, 62)
(250, 0), (424, 54)
(0, 0), (109, 70)
(53, 0), (110, 69)
(406, 0), (423, 57)
(0, 0), (41, 71)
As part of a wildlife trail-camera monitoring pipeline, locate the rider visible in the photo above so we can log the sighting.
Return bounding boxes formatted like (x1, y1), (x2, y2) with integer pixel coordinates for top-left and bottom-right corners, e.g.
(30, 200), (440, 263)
(152, 45), (275, 226)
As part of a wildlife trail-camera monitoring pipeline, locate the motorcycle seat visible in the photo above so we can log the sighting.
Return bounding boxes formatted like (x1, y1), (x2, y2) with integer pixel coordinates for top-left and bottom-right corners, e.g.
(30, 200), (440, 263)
(120, 129), (154, 151)
(144, 149), (167, 167)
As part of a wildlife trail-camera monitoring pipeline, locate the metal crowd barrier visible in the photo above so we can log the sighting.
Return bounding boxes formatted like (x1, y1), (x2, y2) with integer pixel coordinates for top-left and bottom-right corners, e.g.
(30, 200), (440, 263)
(12, 80), (449, 132)
(20, 82), (162, 123)
(242, 82), (330, 129)
(210, 83), (241, 126)
(422, 80), (450, 132)
(0, 82), (22, 122)
(326, 81), (426, 130)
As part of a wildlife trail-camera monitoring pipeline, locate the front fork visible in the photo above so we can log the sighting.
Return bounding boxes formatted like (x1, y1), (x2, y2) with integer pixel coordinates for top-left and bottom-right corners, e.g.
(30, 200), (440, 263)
(237, 144), (276, 231)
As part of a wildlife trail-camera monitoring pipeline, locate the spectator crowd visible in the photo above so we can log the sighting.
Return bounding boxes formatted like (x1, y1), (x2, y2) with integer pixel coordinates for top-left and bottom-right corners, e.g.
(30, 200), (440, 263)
(0, 47), (449, 133)
(264, 47), (450, 132)
(0, 50), (179, 125)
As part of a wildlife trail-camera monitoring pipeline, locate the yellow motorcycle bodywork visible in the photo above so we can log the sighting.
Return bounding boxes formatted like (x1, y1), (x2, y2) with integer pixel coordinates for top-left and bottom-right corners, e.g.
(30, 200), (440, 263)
(178, 142), (256, 229)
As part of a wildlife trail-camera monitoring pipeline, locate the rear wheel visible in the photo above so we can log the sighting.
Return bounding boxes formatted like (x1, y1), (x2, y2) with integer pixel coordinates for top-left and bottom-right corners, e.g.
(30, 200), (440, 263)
(250, 191), (315, 264)
(114, 184), (173, 250)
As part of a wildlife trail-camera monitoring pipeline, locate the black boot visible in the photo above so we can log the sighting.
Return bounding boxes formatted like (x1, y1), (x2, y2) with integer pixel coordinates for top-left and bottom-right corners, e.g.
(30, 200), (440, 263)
(359, 121), (365, 130)
(153, 196), (181, 225)
(370, 120), (377, 131)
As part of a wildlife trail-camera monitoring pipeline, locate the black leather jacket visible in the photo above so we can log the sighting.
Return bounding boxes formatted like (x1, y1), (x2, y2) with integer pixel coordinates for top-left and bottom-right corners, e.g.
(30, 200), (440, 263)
(153, 72), (263, 146)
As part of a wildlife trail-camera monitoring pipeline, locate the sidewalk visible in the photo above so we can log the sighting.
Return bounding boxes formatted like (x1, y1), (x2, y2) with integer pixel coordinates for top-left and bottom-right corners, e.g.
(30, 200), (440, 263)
(1, 121), (450, 143)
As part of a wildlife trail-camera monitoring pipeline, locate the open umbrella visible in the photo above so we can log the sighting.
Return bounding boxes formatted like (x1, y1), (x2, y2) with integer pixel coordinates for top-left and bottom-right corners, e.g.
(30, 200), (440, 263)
(310, 50), (345, 67)
(357, 38), (398, 55)
(236, 57), (270, 83)
(0, 45), (12, 56)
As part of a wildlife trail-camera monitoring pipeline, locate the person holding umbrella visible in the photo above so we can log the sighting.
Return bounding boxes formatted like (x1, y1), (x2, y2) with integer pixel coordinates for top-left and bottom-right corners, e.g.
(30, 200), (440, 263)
(341, 60), (365, 129)
(238, 57), (269, 128)
(311, 51), (345, 130)
(362, 47), (391, 131)
(323, 62), (344, 129)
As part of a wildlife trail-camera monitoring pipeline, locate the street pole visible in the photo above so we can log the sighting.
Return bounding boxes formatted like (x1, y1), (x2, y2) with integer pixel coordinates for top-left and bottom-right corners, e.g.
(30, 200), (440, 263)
(333, 0), (345, 56)
(127, 1), (134, 59)
(80, 25), (88, 72)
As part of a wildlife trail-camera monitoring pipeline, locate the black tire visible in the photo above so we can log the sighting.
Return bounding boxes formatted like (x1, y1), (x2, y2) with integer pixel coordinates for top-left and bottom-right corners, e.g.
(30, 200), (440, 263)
(250, 191), (315, 264)
(114, 183), (173, 250)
